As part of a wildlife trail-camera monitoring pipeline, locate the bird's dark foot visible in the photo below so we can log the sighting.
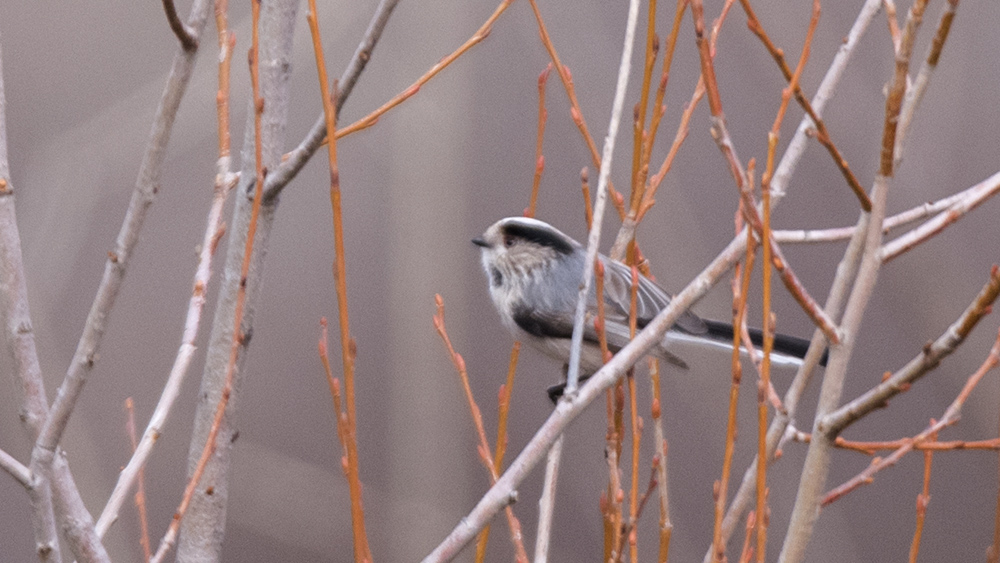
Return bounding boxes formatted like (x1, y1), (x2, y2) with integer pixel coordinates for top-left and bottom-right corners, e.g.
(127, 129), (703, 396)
(546, 382), (566, 404)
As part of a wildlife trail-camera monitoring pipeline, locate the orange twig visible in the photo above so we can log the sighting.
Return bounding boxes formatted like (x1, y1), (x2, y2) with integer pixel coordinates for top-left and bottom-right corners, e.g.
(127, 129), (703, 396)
(630, 0), (659, 213)
(823, 328), (1000, 506)
(990, 395), (1000, 563)
(738, 511), (756, 563)
(125, 398), (151, 563)
(713, 222), (755, 563)
(755, 169), (774, 563)
(307, 2), (372, 559)
(908, 431), (936, 563)
(627, 266), (641, 563)
(150, 2), (268, 560)
(526, 0), (627, 219)
(318, 319), (348, 456)
(883, 0), (902, 52)
(474, 341), (520, 562)
(336, 0), (513, 140)
(581, 168), (594, 229)
(738, 0), (870, 211)
(525, 64), (552, 219)
(433, 296), (529, 562)
(214, 0), (234, 161)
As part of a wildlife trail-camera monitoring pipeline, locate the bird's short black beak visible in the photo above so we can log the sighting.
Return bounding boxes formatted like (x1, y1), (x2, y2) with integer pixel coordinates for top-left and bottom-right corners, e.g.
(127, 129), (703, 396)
(471, 237), (488, 247)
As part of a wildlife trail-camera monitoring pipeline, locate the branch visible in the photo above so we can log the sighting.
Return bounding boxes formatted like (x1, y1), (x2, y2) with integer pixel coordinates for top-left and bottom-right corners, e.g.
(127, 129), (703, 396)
(95, 15), (238, 538)
(0, 447), (30, 488)
(778, 3), (929, 561)
(822, 265), (1000, 436)
(161, 0), (198, 51)
(565, 0), (642, 393)
(700, 2), (885, 559)
(823, 328), (1000, 505)
(423, 213), (757, 562)
(174, 0), (298, 559)
(880, 169), (1000, 262)
(31, 0), (214, 474)
(0, 41), (63, 563)
(264, 0), (401, 200)
(895, 0), (960, 167)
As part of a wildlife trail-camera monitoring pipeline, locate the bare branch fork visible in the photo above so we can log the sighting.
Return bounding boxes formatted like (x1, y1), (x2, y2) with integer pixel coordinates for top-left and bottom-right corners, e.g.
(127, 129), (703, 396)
(777, 2), (931, 562)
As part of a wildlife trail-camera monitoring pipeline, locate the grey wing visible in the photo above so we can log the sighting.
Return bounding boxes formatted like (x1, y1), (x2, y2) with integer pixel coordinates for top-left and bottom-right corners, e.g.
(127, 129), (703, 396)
(596, 255), (707, 335)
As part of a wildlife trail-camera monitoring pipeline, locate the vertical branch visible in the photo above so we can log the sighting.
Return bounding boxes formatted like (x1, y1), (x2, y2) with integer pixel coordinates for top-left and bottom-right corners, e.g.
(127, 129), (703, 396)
(713, 226), (756, 563)
(648, 357), (672, 563)
(756, 175), (773, 563)
(151, 0), (270, 560)
(124, 399), (152, 563)
(777, 3), (929, 562)
(907, 431), (935, 563)
(482, 342), (521, 563)
(627, 266), (642, 563)
(306, 1), (372, 559)
(526, 64), (552, 218)
(0, 40), (63, 563)
(564, 0), (642, 393)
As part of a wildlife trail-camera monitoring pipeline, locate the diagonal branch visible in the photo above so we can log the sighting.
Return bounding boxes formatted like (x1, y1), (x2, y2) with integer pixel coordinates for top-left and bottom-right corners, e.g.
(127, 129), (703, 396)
(264, 0), (401, 201)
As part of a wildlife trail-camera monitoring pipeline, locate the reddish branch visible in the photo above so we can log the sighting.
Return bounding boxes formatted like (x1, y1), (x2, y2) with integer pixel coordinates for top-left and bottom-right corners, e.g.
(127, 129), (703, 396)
(433, 296), (529, 562)
(823, 329), (1000, 505)
(306, 1), (373, 558)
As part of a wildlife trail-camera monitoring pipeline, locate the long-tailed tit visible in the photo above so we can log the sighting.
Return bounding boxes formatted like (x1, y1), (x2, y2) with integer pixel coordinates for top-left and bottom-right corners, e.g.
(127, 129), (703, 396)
(473, 216), (821, 401)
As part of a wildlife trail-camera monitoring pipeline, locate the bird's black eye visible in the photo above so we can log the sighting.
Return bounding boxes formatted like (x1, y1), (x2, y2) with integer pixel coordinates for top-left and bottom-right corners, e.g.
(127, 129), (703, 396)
(503, 236), (516, 248)
(491, 267), (503, 288)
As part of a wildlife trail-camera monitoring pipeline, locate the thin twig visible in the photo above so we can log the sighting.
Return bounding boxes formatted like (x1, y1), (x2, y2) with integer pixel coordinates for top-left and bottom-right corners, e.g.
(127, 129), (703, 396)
(907, 431), (936, 563)
(434, 296), (529, 562)
(823, 265), (1000, 435)
(264, 0), (400, 200)
(149, 0), (267, 559)
(565, 0), (642, 393)
(478, 342), (521, 562)
(336, 0), (512, 141)
(95, 10), (237, 538)
(881, 169), (1000, 262)
(739, 0), (870, 211)
(525, 64), (552, 218)
(713, 230), (755, 563)
(823, 329), (1000, 505)
(533, 435), (563, 563)
(124, 399), (152, 562)
(162, 0), (199, 50)
(525, 0), (627, 219)
(0, 447), (30, 488)
(774, 175), (999, 245)
(648, 358), (672, 563)
(895, 0), (959, 167)
(307, 0), (372, 558)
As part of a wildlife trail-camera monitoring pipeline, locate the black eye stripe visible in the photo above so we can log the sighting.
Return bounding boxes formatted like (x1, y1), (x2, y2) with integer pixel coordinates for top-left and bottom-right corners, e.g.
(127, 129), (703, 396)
(501, 223), (575, 255)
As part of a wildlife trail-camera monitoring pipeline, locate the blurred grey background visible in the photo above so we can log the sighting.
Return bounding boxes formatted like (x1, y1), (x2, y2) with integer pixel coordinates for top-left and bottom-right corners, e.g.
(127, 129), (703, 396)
(0, 0), (998, 561)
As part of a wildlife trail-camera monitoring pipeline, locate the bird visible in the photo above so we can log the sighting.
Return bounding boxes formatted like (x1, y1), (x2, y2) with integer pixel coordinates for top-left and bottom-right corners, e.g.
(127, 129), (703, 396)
(472, 216), (822, 402)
